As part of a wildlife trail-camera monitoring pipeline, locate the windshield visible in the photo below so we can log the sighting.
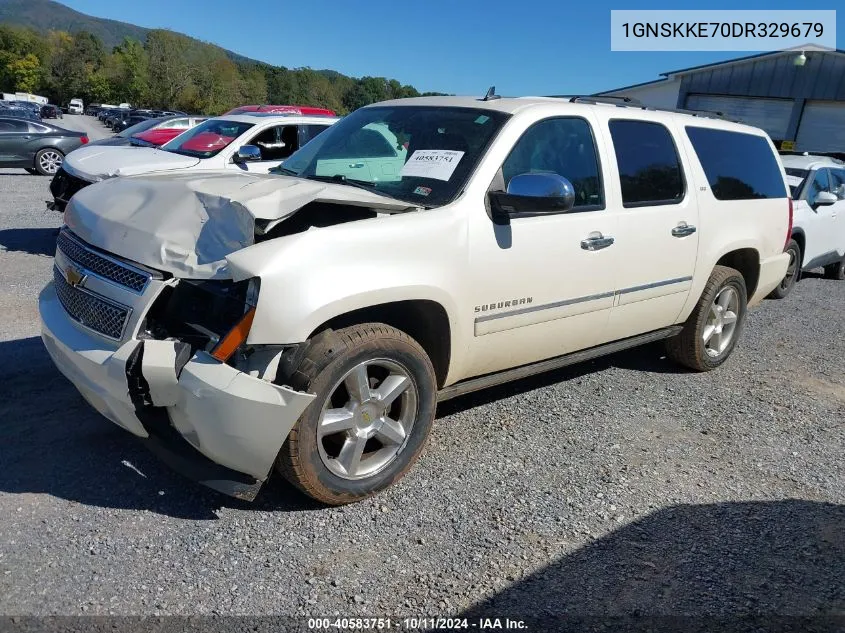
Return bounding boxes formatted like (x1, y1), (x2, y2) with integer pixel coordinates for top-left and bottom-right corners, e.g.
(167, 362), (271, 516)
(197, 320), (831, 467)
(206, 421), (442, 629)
(785, 167), (809, 198)
(162, 118), (254, 158)
(282, 105), (509, 207)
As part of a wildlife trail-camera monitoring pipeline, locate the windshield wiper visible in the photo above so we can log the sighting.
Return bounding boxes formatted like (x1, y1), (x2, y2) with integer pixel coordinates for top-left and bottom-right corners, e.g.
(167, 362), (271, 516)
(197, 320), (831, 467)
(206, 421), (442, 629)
(303, 174), (405, 201)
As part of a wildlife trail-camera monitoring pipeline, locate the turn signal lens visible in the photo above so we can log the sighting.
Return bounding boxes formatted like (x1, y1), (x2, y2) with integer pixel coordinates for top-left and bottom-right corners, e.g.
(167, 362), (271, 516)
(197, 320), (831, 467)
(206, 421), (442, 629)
(80, 136), (89, 144)
(211, 307), (256, 362)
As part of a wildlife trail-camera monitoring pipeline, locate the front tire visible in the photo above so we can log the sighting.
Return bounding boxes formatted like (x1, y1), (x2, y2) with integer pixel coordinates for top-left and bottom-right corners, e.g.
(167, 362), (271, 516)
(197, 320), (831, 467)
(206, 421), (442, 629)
(823, 257), (845, 281)
(666, 265), (747, 372)
(276, 323), (437, 505)
(34, 148), (64, 176)
(768, 238), (801, 299)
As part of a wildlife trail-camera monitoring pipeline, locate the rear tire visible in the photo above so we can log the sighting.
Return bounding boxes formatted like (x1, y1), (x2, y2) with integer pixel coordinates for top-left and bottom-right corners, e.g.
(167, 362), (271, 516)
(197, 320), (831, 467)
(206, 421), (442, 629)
(275, 324), (437, 505)
(666, 265), (747, 372)
(34, 148), (64, 176)
(767, 238), (801, 299)
(823, 257), (845, 281)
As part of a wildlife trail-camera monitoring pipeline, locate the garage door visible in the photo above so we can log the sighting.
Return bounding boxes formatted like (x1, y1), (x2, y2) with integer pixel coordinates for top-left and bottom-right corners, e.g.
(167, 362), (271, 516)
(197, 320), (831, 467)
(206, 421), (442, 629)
(795, 101), (845, 153)
(685, 94), (793, 140)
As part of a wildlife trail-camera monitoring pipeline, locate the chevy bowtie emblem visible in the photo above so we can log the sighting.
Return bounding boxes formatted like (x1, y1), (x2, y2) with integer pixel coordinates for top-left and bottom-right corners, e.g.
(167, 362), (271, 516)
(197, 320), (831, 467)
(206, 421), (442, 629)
(64, 264), (86, 288)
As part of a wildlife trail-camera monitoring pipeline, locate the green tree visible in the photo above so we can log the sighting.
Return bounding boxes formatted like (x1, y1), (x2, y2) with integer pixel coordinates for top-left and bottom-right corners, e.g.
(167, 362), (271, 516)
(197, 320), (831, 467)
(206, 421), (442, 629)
(112, 37), (149, 105)
(7, 53), (41, 92)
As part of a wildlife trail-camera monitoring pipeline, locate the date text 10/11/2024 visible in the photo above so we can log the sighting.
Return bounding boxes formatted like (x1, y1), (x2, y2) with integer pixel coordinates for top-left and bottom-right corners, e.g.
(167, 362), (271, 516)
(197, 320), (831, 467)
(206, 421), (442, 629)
(307, 617), (529, 630)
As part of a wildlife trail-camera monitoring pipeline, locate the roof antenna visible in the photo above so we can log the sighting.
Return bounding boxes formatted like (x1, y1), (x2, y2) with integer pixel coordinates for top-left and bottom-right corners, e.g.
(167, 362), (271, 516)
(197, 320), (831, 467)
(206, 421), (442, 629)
(481, 86), (500, 101)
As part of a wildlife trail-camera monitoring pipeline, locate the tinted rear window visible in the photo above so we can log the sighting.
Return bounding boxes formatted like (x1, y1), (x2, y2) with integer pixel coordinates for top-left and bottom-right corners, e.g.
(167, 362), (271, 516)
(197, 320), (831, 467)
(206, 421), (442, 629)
(685, 127), (787, 200)
(608, 120), (684, 207)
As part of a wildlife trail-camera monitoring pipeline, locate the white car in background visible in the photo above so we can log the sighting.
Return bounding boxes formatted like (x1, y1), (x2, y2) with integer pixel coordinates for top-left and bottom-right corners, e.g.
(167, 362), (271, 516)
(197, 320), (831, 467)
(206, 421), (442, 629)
(52, 112), (338, 208)
(772, 154), (845, 297)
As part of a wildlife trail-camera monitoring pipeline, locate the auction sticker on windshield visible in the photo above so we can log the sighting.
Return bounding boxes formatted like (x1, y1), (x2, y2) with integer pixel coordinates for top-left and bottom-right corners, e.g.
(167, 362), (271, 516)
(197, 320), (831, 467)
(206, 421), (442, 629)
(400, 150), (464, 181)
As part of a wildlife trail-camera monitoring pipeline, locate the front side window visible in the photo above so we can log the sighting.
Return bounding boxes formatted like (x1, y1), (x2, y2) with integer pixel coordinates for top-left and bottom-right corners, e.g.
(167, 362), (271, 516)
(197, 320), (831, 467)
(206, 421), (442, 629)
(807, 169), (830, 206)
(248, 125), (299, 161)
(501, 117), (604, 210)
(829, 168), (845, 200)
(609, 120), (684, 207)
(784, 167), (810, 198)
(162, 119), (255, 158)
(685, 126), (787, 200)
(282, 106), (509, 208)
(0, 118), (28, 133)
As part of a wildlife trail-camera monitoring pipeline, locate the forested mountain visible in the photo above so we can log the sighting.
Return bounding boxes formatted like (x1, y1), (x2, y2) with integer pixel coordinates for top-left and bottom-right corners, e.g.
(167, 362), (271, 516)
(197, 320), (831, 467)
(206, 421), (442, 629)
(0, 0), (443, 114)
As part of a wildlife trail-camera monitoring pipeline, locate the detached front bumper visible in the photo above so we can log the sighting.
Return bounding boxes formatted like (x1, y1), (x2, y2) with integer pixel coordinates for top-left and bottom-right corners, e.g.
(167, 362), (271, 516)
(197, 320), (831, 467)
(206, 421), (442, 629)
(39, 283), (316, 500)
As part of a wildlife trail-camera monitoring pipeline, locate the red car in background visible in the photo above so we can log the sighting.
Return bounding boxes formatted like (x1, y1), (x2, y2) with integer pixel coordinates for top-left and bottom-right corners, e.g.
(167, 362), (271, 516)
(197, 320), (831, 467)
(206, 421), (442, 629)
(131, 115), (207, 146)
(224, 104), (336, 116)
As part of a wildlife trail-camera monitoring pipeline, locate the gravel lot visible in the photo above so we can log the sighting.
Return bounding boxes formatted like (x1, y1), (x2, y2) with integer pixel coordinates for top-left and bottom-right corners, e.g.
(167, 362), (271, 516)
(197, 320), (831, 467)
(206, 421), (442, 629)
(0, 119), (843, 624)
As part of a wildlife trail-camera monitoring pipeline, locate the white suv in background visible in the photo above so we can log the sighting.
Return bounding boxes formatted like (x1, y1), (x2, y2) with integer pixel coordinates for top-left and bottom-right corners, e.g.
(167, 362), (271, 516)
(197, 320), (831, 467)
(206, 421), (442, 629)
(773, 154), (845, 297)
(52, 112), (338, 208)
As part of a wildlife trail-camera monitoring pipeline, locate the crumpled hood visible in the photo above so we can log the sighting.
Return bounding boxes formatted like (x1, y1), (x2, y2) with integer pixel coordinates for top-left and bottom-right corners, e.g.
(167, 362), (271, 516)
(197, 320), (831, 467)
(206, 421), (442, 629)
(64, 170), (417, 279)
(63, 145), (200, 182)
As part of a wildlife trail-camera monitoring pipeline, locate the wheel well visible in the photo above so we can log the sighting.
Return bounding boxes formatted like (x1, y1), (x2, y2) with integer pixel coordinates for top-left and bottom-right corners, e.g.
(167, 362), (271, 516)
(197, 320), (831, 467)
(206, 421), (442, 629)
(310, 300), (451, 388)
(716, 249), (760, 298)
(791, 230), (805, 261)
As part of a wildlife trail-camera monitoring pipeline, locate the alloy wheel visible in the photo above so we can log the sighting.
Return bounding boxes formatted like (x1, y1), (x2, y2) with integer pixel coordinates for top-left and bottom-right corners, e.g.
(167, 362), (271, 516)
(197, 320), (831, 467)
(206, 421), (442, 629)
(702, 286), (739, 358)
(316, 358), (418, 480)
(38, 151), (63, 175)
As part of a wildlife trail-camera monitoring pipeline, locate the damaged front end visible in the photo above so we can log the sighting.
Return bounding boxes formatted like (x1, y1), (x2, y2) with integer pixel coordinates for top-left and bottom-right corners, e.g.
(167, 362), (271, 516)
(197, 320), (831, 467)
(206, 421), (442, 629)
(40, 228), (316, 500)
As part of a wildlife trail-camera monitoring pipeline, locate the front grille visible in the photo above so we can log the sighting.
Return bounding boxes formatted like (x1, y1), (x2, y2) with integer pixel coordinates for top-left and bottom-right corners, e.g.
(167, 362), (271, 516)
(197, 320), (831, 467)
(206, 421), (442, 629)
(49, 168), (90, 206)
(57, 230), (150, 293)
(53, 267), (131, 340)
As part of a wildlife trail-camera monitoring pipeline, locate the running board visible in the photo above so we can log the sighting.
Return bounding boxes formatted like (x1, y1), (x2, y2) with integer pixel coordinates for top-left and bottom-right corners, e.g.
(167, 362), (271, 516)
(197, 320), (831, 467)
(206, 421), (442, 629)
(437, 326), (683, 402)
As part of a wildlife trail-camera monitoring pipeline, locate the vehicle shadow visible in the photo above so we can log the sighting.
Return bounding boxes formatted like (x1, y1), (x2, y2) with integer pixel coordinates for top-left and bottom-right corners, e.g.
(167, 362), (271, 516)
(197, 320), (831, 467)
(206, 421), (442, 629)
(0, 228), (59, 256)
(458, 499), (845, 631)
(0, 169), (40, 176)
(438, 342), (684, 418)
(0, 337), (322, 519)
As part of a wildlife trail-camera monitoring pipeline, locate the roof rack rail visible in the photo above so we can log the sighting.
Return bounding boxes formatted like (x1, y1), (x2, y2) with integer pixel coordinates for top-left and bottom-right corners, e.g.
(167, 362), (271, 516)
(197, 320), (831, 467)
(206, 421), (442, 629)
(566, 95), (645, 107)
(545, 93), (742, 123)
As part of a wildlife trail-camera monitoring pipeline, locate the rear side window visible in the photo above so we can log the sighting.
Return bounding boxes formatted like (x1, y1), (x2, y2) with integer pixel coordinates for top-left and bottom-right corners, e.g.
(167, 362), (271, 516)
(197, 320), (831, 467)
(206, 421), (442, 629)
(685, 127), (787, 200)
(608, 120), (684, 207)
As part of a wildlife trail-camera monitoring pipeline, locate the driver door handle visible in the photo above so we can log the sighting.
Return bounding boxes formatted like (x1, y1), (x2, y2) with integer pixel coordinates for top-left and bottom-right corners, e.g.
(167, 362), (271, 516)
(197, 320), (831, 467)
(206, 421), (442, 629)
(348, 163), (365, 168)
(581, 234), (615, 251)
(672, 223), (697, 237)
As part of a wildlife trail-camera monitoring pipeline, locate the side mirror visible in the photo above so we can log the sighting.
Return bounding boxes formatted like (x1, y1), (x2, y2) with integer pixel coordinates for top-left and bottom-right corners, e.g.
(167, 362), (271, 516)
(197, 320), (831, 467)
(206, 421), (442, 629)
(233, 145), (262, 163)
(814, 191), (838, 207)
(488, 173), (576, 223)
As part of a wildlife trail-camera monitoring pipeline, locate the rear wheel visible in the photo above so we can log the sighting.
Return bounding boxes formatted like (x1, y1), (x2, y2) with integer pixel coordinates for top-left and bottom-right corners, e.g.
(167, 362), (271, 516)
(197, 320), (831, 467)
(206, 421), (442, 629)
(823, 257), (845, 281)
(34, 148), (63, 176)
(666, 265), (747, 372)
(768, 238), (801, 299)
(275, 324), (437, 505)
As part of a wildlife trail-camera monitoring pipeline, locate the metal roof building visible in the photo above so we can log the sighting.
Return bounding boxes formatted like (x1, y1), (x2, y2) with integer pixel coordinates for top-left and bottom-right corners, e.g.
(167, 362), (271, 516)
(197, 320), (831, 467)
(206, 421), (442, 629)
(597, 45), (845, 153)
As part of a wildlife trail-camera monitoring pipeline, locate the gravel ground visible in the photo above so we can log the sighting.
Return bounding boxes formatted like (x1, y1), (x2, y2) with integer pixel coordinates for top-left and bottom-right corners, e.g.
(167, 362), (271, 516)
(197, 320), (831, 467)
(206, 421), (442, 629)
(0, 127), (843, 624)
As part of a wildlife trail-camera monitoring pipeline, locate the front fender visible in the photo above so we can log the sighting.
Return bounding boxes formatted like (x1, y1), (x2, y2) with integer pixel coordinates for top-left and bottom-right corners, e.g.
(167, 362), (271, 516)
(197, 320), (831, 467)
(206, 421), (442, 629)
(226, 208), (470, 373)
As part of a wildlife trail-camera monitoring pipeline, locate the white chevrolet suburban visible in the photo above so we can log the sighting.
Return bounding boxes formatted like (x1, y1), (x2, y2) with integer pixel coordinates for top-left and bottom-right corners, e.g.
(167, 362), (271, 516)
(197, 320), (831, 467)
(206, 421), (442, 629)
(771, 153), (845, 297)
(39, 95), (791, 504)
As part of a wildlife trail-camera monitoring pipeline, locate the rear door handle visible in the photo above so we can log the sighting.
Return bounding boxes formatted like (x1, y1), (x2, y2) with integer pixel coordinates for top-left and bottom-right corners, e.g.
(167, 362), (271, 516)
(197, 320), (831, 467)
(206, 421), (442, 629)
(672, 223), (697, 237)
(581, 234), (615, 251)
